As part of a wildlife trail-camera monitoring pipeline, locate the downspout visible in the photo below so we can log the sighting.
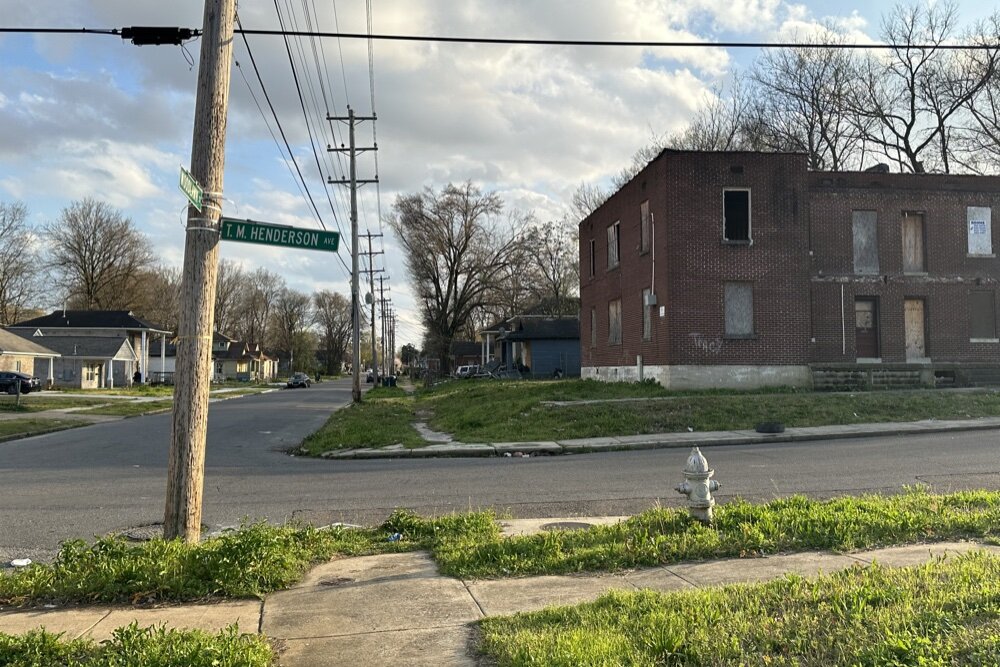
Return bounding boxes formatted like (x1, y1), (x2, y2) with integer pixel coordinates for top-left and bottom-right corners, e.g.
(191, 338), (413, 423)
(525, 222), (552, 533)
(841, 284), (846, 356)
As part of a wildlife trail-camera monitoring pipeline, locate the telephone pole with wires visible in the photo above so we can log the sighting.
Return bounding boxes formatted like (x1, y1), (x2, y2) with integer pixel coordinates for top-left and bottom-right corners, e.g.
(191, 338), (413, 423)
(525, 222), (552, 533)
(364, 232), (384, 384)
(328, 107), (377, 403)
(165, 0), (237, 543)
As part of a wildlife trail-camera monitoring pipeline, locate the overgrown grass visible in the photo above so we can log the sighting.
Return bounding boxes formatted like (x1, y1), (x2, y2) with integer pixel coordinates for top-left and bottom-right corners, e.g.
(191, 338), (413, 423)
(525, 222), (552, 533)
(0, 418), (80, 439)
(480, 553), (1000, 667)
(431, 489), (1000, 578)
(299, 385), (424, 452)
(0, 514), (496, 607)
(0, 623), (272, 667)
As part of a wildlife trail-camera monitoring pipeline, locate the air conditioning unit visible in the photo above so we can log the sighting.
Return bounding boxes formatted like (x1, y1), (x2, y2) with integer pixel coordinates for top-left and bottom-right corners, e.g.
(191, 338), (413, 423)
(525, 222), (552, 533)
(644, 292), (658, 307)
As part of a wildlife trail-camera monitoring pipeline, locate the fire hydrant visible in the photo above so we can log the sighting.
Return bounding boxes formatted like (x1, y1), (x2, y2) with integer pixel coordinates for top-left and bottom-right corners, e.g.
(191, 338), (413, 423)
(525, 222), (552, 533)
(675, 447), (720, 524)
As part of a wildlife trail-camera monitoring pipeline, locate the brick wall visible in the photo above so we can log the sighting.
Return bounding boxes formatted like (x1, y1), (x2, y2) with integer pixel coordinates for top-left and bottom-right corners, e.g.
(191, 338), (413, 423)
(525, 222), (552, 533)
(0, 355), (35, 376)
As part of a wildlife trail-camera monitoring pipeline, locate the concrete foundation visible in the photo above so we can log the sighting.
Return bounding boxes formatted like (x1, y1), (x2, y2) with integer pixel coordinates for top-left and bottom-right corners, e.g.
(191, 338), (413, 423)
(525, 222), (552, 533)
(583, 364), (812, 390)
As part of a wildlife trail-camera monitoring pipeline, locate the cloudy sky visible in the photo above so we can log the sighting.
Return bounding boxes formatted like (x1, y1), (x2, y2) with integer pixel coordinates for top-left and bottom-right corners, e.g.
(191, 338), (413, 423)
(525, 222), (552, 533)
(1, 0), (997, 346)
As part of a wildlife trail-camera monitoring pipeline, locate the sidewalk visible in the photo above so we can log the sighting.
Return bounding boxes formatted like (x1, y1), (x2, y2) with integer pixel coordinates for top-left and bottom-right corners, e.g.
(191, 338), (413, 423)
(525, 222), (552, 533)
(321, 415), (1000, 459)
(2, 519), (997, 666)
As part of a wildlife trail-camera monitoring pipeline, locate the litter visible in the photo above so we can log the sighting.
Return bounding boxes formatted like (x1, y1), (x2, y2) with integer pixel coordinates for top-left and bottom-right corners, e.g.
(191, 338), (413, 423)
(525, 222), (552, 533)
(10, 559), (31, 568)
(387, 532), (402, 542)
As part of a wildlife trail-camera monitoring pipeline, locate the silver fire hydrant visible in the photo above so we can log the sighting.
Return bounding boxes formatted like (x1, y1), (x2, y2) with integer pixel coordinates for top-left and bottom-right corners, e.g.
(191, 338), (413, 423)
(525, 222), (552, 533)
(675, 447), (720, 524)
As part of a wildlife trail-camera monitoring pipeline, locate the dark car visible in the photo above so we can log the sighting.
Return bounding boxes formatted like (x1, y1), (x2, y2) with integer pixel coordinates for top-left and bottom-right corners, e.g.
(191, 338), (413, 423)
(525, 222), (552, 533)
(0, 371), (41, 395)
(286, 372), (312, 388)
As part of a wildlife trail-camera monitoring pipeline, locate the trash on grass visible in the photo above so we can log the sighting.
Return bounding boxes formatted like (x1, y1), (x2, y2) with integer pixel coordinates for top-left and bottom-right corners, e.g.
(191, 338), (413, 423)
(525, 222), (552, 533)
(10, 559), (31, 568)
(387, 532), (402, 542)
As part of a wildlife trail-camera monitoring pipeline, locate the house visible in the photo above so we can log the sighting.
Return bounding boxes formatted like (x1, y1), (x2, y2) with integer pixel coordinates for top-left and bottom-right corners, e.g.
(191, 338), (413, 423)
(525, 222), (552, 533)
(480, 316), (581, 378)
(8, 310), (171, 384)
(0, 329), (60, 384)
(20, 336), (138, 389)
(148, 332), (279, 383)
(449, 341), (482, 370)
(581, 150), (1000, 389)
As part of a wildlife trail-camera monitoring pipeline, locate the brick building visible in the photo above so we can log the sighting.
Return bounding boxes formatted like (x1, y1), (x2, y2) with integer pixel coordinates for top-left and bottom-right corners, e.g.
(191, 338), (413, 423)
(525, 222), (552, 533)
(580, 150), (1000, 389)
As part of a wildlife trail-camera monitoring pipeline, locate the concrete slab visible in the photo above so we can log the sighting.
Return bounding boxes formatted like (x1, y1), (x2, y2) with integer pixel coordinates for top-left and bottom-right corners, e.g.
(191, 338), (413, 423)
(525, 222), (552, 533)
(351, 446), (412, 459)
(408, 444), (494, 457)
(557, 437), (624, 452)
(262, 553), (482, 639)
(87, 600), (261, 640)
(667, 552), (860, 587)
(0, 607), (110, 639)
(500, 516), (631, 538)
(492, 441), (562, 455)
(855, 541), (992, 568)
(279, 626), (475, 667)
(467, 574), (633, 616)
(625, 566), (697, 593)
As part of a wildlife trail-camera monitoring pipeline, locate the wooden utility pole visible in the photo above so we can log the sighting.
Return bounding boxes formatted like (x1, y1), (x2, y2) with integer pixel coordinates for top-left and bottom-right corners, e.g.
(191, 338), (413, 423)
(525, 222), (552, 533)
(364, 232), (383, 385)
(328, 108), (376, 403)
(164, 0), (236, 542)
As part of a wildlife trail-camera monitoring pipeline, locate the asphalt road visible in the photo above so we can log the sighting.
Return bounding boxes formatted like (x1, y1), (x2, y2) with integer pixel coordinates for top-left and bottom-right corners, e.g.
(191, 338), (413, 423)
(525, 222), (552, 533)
(2, 376), (1000, 560)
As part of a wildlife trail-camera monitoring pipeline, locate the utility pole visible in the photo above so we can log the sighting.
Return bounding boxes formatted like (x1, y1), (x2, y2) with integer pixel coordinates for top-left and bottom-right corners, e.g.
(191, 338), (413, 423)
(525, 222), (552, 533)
(364, 232), (384, 385)
(328, 108), (376, 403)
(164, 0), (236, 542)
(378, 276), (387, 377)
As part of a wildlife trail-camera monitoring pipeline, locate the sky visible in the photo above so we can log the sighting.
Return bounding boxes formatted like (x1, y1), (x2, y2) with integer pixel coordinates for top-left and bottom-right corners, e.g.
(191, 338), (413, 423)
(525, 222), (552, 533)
(1, 0), (997, 348)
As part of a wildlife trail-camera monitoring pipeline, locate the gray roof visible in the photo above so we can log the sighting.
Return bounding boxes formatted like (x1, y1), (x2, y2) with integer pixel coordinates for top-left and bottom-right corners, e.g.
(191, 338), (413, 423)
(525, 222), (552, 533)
(487, 316), (580, 341)
(9, 310), (171, 334)
(19, 335), (137, 361)
(0, 329), (60, 357)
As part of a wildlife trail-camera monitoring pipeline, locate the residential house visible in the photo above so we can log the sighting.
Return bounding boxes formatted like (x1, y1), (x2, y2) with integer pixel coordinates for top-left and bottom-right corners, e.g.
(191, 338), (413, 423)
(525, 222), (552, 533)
(449, 341), (482, 370)
(148, 332), (279, 383)
(8, 310), (171, 384)
(580, 150), (1000, 389)
(0, 329), (60, 383)
(19, 336), (138, 389)
(480, 316), (581, 378)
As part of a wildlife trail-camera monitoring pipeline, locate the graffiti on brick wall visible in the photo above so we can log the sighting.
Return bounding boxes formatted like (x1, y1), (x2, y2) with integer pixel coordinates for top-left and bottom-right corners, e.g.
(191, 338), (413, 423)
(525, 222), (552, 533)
(689, 333), (723, 354)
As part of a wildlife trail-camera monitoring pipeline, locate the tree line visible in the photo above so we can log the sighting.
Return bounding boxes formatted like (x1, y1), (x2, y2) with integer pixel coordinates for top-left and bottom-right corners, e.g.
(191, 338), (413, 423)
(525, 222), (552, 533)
(0, 198), (354, 374)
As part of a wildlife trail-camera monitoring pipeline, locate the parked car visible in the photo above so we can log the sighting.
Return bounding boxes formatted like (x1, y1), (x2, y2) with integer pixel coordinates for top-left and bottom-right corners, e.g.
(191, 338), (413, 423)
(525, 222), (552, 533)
(454, 365), (479, 379)
(0, 371), (41, 395)
(286, 372), (312, 388)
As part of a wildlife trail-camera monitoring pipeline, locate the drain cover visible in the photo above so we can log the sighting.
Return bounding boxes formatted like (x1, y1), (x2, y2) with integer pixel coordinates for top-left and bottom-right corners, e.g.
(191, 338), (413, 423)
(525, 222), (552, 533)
(540, 521), (594, 532)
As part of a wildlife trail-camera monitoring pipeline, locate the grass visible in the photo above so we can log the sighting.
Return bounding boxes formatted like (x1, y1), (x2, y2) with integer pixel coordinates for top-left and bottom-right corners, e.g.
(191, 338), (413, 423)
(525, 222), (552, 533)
(0, 623), (272, 667)
(79, 400), (174, 417)
(299, 385), (425, 453)
(0, 514), (494, 607)
(0, 396), (110, 412)
(299, 378), (1000, 452)
(479, 553), (1000, 667)
(0, 418), (80, 439)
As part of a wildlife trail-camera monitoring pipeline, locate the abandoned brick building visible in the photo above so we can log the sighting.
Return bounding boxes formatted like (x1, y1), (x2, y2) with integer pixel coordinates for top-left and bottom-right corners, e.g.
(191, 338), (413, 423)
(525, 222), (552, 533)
(580, 150), (1000, 389)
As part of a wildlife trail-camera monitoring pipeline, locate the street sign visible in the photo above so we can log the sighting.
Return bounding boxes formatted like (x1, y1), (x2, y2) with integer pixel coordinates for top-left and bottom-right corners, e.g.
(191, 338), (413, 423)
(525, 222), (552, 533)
(220, 217), (340, 253)
(179, 166), (203, 212)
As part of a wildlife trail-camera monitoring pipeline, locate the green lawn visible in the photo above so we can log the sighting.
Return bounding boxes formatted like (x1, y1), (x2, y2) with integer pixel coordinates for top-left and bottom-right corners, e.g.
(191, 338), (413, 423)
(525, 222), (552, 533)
(299, 378), (1000, 453)
(0, 396), (110, 412)
(79, 400), (174, 416)
(0, 418), (80, 439)
(479, 553), (1000, 666)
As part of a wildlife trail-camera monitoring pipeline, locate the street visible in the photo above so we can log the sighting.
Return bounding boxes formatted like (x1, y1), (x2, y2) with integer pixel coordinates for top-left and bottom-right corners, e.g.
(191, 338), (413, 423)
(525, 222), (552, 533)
(2, 376), (1000, 561)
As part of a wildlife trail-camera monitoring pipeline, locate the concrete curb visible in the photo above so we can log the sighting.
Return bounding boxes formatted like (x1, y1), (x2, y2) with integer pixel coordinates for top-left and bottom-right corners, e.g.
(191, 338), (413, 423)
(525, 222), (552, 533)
(317, 417), (1000, 459)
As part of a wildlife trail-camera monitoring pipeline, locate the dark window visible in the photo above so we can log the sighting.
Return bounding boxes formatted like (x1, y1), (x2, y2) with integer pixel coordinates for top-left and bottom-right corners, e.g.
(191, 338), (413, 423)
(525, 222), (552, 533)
(723, 189), (750, 241)
(971, 291), (997, 339)
(589, 239), (595, 278)
(855, 298), (880, 358)
(640, 200), (650, 253)
(607, 222), (620, 268)
(852, 210), (879, 274)
(724, 283), (753, 336)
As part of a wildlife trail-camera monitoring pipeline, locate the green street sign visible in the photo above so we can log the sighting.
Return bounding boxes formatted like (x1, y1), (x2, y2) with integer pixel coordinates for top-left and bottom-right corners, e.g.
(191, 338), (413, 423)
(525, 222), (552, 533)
(179, 166), (203, 212)
(220, 217), (340, 253)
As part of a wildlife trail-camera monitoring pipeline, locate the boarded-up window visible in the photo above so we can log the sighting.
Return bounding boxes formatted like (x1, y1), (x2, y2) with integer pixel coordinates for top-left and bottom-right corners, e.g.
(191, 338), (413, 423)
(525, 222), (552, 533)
(608, 299), (622, 345)
(724, 283), (754, 336)
(607, 222), (620, 269)
(902, 212), (925, 273)
(852, 210), (879, 274)
(589, 239), (595, 277)
(640, 200), (650, 253)
(723, 189), (751, 241)
(970, 291), (997, 339)
(590, 307), (597, 347)
(641, 288), (652, 340)
(968, 207), (993, 255)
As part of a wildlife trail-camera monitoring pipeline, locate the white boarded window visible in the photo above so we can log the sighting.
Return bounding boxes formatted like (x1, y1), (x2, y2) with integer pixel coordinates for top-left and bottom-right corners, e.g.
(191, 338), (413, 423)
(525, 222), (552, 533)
(852, 210), (879, 274)
(641, 288), (652, 340)
(607, 222), (620, 269)
(640, 200), (650, 253)
(968, 206), (993, 255)
(608, 299), (622, 345)
(724, 283), (754, 337)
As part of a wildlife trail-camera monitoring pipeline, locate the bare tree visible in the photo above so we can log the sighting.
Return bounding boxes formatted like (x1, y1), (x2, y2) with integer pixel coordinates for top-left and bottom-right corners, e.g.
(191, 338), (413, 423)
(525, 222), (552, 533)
(269, 287), (313, 372)
(45, 198), (154, 310)
(0, 202), (41, 325)
(213, 259), (245, 336)
(313, 289), (352, 374)
(132, 265), (182, 331)
(570, 182), (610, 220)
(527, 219), (580, 316)
(954, 12), (1000, 173)
(388, 182), (532, 373)
(232, 268), (285, 347)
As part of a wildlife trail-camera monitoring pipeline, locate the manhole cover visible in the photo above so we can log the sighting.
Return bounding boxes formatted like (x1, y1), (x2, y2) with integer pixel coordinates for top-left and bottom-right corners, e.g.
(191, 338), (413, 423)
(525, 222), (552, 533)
(540, 521), (594, 532)
(318, 577), (353, 587)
